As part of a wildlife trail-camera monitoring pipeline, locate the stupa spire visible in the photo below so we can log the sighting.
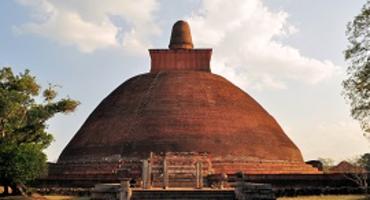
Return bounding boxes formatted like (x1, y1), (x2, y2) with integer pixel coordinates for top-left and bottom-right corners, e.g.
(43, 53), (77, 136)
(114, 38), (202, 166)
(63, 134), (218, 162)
(169, 20), (194, 49)
(149, 20), (211, 73)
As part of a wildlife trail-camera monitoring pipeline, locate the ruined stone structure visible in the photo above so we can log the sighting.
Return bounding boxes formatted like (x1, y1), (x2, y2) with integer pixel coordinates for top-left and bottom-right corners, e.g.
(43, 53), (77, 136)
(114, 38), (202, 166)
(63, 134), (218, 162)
(48, 20), (319, 187)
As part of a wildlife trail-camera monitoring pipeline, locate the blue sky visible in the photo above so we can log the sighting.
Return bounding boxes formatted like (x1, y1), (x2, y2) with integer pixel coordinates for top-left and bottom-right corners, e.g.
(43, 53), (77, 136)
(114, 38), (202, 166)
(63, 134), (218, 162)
(0, 0), (369, 162)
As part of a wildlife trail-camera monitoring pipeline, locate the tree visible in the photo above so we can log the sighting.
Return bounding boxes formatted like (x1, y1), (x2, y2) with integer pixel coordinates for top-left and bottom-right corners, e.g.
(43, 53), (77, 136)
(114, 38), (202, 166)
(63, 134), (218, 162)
(0, 143), (46, 195)
(345, 155), (369, 196)
(359, 153), (370, 172)
(0, 67), (79, 195)
(343, 0), (370, 139)
(318, 157), (335, 172)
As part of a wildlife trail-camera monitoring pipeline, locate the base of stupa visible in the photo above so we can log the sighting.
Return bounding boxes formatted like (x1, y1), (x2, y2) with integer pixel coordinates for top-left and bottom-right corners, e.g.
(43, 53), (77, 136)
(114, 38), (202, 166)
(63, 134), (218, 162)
(48, 152), (320, 188)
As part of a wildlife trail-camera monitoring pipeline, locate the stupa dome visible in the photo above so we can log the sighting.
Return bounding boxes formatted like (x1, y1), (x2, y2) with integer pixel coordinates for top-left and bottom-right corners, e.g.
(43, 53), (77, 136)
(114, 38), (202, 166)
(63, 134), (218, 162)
(58, 20), (303, 164)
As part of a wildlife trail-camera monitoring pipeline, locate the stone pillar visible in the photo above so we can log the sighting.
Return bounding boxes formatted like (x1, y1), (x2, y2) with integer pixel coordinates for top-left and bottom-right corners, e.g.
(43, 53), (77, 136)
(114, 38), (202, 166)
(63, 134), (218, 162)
(120, 181), (132, 200)
(195, 161), (203, 189)
(142, 160), (152, 189)
(163, 157), (169, 189)
(220, 173), (228, 189)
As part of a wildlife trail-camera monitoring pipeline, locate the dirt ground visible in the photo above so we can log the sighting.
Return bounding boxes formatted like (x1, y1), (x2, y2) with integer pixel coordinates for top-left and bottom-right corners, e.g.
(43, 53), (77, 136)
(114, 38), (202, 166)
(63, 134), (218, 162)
(278, 195), (370, 200)
(0, 195), (89, 200)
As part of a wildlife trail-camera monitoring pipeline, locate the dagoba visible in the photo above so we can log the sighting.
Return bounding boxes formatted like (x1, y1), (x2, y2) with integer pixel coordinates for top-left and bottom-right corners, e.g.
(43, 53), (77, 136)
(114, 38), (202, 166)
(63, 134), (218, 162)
(48, 21), (319, 187)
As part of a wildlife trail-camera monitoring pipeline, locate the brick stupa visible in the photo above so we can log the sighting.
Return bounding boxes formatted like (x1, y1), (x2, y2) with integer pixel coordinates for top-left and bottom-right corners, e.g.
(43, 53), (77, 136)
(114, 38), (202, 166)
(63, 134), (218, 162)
(49, 21), (319, 187)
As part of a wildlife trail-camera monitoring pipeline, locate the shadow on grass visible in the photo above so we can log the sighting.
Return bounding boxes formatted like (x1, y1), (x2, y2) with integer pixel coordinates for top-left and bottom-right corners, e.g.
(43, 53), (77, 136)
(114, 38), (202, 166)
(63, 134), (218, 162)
(0, 195), (89, 200)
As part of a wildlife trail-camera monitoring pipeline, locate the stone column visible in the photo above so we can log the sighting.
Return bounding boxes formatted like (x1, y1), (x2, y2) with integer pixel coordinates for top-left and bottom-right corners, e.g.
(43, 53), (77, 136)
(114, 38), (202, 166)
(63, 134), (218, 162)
(142, 160), (152, 189)
(163, 157), (169, 189)
(220, 173), (228, 189)
(120, 181), (132, 200)
(195, 161), (203, 189)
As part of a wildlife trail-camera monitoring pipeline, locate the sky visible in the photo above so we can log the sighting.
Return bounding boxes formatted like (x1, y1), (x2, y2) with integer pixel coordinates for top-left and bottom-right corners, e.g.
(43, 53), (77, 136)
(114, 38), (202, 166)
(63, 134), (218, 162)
(0, 0), (369, 163)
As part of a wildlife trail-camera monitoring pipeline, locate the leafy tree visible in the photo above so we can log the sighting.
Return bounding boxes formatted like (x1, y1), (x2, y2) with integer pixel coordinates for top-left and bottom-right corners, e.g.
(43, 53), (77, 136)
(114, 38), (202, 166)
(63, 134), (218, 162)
(0, 143), (46, 195)
(0, 67), (79, 195)
(318, 157), (335, 172)
(343, 0), (370, 139)
(345, 154), (369, 196)
(359, 153), (370, 171)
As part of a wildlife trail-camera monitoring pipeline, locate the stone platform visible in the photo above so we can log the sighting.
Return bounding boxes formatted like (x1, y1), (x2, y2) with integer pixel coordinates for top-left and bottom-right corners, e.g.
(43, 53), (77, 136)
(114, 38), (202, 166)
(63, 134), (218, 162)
(49, 152), (320, 188)
(91, 182), (275, 200)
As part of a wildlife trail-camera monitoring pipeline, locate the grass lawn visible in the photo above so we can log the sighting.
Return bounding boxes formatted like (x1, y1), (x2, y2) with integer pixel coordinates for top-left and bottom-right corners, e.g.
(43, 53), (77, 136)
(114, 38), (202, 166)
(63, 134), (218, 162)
(0, 186), (89, 200)
(278, 195), (370, 200)
(0, 194), (369, 200)
(43, 196), (89, 200)
(0, 196), (89, 200)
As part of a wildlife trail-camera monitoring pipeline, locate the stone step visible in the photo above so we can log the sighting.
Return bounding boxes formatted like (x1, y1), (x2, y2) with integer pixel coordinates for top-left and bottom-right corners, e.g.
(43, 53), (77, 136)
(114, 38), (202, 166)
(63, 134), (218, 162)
(213, 166), (318, 171)
(214, 169), (319, 174)
(211, 160), (304, 164)
(212, 163), (316, 168)
(131, 190), (235, 200)
(212, 164), (320, 173)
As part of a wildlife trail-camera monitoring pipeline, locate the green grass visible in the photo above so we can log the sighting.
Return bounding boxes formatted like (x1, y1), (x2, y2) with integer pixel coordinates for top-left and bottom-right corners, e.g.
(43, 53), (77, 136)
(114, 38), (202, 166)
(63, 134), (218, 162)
(278, 195), (370, 200)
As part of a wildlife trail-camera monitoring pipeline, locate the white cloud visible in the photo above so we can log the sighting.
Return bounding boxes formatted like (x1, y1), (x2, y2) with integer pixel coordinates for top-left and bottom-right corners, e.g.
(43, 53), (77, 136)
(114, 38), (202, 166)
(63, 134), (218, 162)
(14, 0), (339, 87)
(14, 0), (160, 54)
(188, 0), (338, 89)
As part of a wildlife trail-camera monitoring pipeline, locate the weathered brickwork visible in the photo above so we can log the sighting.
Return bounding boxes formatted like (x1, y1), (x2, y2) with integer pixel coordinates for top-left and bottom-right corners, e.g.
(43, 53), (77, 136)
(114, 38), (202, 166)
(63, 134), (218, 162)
(48, 152), (319, 188)
(49, 20), (318, 185)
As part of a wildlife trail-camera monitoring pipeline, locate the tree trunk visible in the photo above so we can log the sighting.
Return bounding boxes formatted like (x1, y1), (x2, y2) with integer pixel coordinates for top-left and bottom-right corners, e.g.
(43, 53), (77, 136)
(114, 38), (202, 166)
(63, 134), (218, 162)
(10, 184), (21, 196)
(2, 184), (9, 196)
(17, 183), (27, 196)
(364, 178), (368, 197)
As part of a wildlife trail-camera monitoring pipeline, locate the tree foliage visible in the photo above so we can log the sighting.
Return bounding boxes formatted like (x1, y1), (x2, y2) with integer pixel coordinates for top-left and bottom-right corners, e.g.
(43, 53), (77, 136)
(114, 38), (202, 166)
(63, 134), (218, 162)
(0, 67), (79, 194)
(0, 143), (46, 187)
(343, 0), (370, 139)
(359, 153), (370, 171)
(346, 154), (370, 195)
(318, 157), (335, 172)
